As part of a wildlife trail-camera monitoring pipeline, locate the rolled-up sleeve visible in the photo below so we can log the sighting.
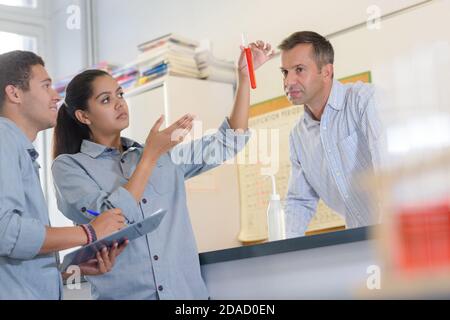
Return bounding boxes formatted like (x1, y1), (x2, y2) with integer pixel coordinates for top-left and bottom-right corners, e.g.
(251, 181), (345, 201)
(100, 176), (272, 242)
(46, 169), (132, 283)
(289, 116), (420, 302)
(284, 133), (319, 238)
(51, 156), (141, 225)
(171, 117), (251, 179)
(0, 133), (46, 260)
(6, 216), (46, 260)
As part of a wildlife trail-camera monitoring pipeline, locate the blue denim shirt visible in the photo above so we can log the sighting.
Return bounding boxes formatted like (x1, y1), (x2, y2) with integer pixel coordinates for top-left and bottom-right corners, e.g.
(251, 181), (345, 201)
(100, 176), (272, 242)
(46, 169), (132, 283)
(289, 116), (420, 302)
(52, 118), (250, 300)
(285, 80), (385, 237)
(0, 117), (62, 300)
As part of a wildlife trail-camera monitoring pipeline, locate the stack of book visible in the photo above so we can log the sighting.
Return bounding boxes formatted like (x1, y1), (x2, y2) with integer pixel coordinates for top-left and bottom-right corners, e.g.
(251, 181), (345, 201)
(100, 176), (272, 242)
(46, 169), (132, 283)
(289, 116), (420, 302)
(195, 50), (236, 85)
(55, 35), (238, 96)
(131, 33), (237, 88)
(133, 33), (201, 85)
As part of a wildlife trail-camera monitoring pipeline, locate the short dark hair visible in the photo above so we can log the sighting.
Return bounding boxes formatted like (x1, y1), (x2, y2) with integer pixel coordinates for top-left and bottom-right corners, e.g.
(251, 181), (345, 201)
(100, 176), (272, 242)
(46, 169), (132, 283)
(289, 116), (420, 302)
(0, 50), (45, 108)
(278, 31), (334, 69)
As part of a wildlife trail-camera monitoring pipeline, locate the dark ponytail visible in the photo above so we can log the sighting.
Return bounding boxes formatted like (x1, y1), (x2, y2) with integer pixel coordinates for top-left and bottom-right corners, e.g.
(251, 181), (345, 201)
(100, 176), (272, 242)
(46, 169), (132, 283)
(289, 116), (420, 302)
(52, 69), (110, 159)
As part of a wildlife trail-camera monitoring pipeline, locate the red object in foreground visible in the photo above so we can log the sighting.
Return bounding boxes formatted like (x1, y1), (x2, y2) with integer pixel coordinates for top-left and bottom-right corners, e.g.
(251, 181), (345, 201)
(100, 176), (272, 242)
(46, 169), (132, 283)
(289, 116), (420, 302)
(396, 200), (450, 273)
(244, 47), (257, 89)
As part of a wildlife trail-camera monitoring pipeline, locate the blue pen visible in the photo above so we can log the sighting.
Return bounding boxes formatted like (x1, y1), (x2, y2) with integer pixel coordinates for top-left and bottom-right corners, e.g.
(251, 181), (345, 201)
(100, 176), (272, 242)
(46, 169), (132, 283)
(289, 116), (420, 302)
(82, 200), (114, 217)
(83, 202), (134, 224)
(86, 209), (100, 217)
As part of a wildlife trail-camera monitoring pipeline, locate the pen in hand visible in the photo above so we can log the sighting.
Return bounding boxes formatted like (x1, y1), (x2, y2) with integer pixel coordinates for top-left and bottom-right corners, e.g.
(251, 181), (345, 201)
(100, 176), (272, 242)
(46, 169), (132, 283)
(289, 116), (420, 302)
(85, 209), (99, 217)
(105, 200), (135, 224)
(82, 203), (134, 224)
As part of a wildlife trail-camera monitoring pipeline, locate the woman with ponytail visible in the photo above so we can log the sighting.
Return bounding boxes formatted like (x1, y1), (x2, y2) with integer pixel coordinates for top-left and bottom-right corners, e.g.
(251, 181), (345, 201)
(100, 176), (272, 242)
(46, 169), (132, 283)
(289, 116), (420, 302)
(51, 42), (274, 300)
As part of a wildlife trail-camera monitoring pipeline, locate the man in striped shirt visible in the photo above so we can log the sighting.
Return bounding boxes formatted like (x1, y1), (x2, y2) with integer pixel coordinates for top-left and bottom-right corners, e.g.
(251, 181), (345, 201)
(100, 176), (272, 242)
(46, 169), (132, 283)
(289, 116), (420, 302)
(279, 31), (385, 237)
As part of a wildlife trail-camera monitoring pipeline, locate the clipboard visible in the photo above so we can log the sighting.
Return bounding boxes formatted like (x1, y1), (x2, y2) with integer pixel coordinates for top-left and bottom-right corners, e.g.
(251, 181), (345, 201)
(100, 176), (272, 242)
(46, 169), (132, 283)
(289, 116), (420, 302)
(60, 208), (166, 272)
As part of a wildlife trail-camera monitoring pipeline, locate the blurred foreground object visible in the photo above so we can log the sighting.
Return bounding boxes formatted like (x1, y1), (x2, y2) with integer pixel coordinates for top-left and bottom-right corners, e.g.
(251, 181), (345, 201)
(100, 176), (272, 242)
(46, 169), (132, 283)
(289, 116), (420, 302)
(359, 41), (450, 299)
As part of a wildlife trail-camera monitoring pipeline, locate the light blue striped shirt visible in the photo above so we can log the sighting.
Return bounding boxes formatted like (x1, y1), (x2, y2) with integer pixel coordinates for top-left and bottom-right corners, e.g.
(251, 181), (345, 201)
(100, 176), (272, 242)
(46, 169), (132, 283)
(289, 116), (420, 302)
(285, 80), (384, 237)
(0, 117), (62, 300)
(52, 118), (250, 300)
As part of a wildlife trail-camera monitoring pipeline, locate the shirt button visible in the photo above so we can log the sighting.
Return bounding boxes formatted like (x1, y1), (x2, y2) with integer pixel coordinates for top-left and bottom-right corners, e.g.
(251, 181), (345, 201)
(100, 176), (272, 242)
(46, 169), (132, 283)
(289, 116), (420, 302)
(142, 198), (147, 204)
(154, 255), (159, 261)
(158, 285), (164, 292)
(120, 159), (125, 164)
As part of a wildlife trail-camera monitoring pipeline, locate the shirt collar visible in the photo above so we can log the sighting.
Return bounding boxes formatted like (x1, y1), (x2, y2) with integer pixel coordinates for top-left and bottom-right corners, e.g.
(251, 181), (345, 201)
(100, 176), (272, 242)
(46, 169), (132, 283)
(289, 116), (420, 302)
(80, 137), (142, 158)
(0, 117), (39, 162)
(326, 79), (346, 111)
(302, 79), (346, 128)
(303, 106), (320, 129)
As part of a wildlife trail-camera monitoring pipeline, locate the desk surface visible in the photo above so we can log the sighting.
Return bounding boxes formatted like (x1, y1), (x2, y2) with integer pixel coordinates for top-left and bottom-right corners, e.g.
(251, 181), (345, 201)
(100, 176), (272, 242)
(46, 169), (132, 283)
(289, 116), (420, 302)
(199, 226), (372, 265)
(65, 225), (450, 299)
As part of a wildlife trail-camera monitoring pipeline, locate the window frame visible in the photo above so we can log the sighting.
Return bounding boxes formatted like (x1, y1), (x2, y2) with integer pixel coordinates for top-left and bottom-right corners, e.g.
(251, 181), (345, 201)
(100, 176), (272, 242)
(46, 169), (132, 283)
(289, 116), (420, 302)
(0, 0), (46, 18)
(0, 20), (46, 54)
(0, 0), (48, 54)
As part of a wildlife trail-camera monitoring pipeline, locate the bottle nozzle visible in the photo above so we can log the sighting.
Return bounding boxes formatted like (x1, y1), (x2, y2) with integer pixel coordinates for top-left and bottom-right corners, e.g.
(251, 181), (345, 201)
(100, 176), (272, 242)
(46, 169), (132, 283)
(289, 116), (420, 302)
(270, 175), (277, 196)
(265, 174), (280, 200)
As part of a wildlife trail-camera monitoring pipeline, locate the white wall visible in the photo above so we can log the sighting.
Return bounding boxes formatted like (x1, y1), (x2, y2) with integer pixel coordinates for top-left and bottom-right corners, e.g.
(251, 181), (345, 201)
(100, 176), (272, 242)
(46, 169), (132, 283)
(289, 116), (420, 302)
(331, 0), (450, 169)
(332, 0), (449, 87)
(47, 0), (91, 79)
(92, 0), (433, 103)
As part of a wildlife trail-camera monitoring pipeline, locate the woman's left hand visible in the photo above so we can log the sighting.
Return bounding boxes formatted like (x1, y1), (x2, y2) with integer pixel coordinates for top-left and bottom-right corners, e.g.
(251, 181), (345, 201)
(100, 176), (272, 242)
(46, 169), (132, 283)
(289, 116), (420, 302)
(78, 240), (129, 276)
(238, 40), (275, 75)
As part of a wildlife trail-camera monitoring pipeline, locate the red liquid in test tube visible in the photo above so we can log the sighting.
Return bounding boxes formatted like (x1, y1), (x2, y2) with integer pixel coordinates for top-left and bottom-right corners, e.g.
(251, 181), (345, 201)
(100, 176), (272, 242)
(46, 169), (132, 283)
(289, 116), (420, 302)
(242, 34), (257, 89)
